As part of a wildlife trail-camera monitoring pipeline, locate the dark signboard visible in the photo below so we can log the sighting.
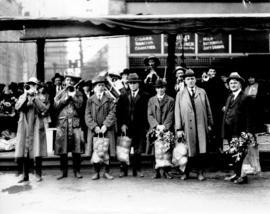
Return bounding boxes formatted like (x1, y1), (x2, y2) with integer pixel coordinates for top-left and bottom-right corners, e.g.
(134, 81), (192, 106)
(232, 32), (269, 53)
(198, 33), (229, 53)
(164, 34), (195, 54)
(130, 35), (161, 54)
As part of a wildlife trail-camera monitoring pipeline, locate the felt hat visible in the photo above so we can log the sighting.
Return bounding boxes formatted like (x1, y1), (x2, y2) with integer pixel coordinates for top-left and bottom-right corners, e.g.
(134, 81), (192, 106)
(144, 55), (160, 67)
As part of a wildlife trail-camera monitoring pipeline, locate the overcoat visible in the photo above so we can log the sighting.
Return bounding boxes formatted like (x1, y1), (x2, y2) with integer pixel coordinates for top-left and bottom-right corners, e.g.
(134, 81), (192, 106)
(147, 94), (174, 131)
(15, 92), (50, 159)
(54, 90), (84, 155)
(221, 91), (252, 140)
(175, 87), (213, 157)
(85, 93), (116, 157)
(119, 90), (149, 154)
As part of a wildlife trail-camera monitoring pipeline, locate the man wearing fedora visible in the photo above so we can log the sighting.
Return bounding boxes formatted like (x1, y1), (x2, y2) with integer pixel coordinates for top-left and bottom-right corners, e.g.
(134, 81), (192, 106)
(147, 79), (174, 179)
(118, 73), (149, 177)
(54, 72), (84, 180)
(143, 55), (164, 96)
(175, 69), (213, 181)
(85, 76), (116, 180)
(15, 77), (50, 183)
(174, 66), (186, 93)
(222, 72), (253, 184)
(51, 73), (64, 97)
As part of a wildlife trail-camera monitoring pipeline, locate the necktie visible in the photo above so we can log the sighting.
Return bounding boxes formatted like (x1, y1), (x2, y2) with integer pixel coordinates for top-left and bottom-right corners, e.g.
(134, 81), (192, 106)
(132, 92), (136, 98)
(191, 88), (195, 98)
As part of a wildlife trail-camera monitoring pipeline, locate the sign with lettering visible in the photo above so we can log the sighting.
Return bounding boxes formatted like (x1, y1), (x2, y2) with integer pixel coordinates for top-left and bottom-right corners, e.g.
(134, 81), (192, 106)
(232, 32), (269, 53)
(164, 34), (195, 54)
(198, 33), (229, 53)
(130, 35), (161, 54)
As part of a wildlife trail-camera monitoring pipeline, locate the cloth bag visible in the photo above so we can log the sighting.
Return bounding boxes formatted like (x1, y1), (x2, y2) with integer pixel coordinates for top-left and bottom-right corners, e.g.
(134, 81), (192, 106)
(154, 138), (172, 169)
(172, 138), (188, 172)
(91, 135), (110, 164)
(241, 145), (261, 176)
(116, 135), (132, 165)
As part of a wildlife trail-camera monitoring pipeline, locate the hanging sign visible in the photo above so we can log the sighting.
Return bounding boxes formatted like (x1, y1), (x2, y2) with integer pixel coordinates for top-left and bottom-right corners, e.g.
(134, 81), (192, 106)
(130, 35), (161, 54)
(198, 33), (229, 53)
(164, 34), (195, 54)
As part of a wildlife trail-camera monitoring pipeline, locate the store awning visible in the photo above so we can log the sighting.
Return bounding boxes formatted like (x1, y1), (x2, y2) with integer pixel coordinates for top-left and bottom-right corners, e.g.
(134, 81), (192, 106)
(1, 13), (270, 39)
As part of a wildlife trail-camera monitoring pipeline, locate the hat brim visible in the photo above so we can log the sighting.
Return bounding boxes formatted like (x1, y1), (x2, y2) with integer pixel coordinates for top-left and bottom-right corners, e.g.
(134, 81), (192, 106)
(226, 77), (245, 84)
(154, 84), (167, 87)
(127, 80), (141, 83)
(144, 57), (160, 66)
(92, 80), (107, 86)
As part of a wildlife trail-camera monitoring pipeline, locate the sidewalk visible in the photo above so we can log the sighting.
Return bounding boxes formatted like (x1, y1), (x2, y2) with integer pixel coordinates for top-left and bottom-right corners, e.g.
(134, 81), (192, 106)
(1, 168), (270, 214)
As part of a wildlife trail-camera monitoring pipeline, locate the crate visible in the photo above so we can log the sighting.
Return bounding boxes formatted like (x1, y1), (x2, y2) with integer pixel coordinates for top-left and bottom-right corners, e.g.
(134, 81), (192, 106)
(256, 133), (270, 152)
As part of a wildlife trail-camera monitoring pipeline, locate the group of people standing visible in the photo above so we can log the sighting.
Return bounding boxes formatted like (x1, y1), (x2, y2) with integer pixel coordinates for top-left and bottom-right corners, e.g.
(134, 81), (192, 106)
(14, 55), (262, 185)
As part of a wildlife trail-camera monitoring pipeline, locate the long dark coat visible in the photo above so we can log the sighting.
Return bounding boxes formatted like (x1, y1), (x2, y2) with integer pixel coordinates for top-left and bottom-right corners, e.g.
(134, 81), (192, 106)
(175, 87), (213, 157)
(15, 92), (50, 159)
(54, 90), (84, 155)
(147, 94), (174, 131)
(221, 91), (252, 140)
(85, 93), (116, 157)
(119, 90), (149, 154)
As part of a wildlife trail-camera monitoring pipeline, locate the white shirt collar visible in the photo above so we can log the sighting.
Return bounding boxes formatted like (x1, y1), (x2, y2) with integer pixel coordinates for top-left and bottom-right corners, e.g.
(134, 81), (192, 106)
(232, 88), (241, 99)
(187, 86), (196, 94)
(96, 92), (104, 100)
(157, 94), (165, 100)
(131, 89), (139, 97)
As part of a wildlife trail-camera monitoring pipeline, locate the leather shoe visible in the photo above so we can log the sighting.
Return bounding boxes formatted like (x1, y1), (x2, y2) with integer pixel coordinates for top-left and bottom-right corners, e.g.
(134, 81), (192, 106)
(224, 174), (238, 182)
(74, 172), (83, 179)
(163, 172), (173, 179)
(180, 174), (188, 180)
(35, 175), (43, 182)
(152, 171), (161, 179)
(91, 173), (100, 180)
(137, 171), (144, 178)
(18, 177), (29, 183)
(103, 173), (114, 180)
(119, 171), (128, 178)
(198, 174), (206, 181)
(57, 174), (67, 180)
(234, 176), (248, 184)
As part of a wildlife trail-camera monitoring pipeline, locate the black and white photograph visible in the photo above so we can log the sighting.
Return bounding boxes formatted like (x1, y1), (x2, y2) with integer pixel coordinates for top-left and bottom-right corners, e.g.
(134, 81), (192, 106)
(0, 0), (270, 213)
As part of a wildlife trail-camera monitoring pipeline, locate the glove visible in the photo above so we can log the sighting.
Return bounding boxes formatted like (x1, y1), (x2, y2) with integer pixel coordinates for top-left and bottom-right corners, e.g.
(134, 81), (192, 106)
(121, 124), (128, 134)
(100, 125), (107, 134)
(94, 126), (101, 134)
(176, 130), (185, 139)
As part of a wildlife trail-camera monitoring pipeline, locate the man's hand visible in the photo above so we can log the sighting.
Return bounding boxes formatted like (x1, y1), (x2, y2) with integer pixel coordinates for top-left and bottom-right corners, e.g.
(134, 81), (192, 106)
(68, 91), (76, 98)
(176, 130), (185, 139)
(121, 124), (128, 134)
(156, 125), (166, 132)
(94, 126), (101, 134)
(100, 125), (107, 134)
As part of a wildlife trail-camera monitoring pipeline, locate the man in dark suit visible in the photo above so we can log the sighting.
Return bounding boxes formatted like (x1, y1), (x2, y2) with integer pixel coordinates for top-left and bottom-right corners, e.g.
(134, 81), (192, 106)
(222, 72), (252, 184)
(118, 73), (149, 177)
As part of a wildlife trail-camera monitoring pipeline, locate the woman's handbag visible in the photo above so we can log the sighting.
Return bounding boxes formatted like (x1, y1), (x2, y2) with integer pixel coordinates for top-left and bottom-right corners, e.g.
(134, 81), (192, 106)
(116, 134), (132, 165)
(91, 134), (110, 164)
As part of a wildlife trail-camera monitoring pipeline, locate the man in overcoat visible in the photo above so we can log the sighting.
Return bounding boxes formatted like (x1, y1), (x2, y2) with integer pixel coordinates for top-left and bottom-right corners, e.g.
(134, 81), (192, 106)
(175, 69), (213, 181)
(147, 79), (174, 179)
(118, 73), (149, 177)
(15, 77), (50, 183)
(222, 72), (252, 184)
(85, 76), (116, 180)
(54, 73), (84, 180)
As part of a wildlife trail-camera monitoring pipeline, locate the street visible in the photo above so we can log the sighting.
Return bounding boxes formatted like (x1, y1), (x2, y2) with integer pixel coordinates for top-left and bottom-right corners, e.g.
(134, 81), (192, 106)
(0, 168), (270, 214)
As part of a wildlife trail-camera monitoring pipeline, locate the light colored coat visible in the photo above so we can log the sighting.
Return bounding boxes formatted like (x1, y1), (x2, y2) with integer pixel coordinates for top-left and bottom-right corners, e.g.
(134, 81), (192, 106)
(15, 93), (50, 159)
(175, 87), (213, 157)
(85, 93), (116, 157)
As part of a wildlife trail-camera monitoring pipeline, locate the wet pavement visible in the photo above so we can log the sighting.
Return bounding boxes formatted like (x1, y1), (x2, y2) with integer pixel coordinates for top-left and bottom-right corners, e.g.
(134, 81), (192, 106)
(0, 168), (270, 214)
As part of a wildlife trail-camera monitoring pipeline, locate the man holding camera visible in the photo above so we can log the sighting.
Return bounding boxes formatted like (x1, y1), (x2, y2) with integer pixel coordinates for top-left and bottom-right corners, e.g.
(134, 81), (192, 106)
(54, 72), (84, 180)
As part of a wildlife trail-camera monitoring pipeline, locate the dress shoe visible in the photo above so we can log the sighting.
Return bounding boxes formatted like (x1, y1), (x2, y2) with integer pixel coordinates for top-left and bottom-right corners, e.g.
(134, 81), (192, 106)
(57, 174), (68, 180)
(18, 177), (29, 183)
(198, 174), (206, 181)
(103, 173), (114, 180)
(234, 176), (248, 184)
(180, 174), (188, 180)
(74, 172), (83, 179)
(224, 174), (238, 182)
(119, 171), (128, 178)
(163, 172), (173, 179)
(35, 175), (43, 182)
(152, 171), (161, 179)
(137, 171), (144, 178)
(91, 173), (100, 180)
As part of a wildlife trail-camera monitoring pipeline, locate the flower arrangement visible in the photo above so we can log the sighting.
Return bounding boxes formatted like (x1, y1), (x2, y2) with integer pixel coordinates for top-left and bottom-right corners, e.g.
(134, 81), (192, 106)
(225, 132), (257, 163)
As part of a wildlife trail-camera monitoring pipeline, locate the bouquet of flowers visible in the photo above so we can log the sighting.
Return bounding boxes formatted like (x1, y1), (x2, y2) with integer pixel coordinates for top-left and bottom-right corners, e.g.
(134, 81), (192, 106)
(172, 137), (188, 172)
(154, 130), (174, 169)
(225, 132), (257, 163)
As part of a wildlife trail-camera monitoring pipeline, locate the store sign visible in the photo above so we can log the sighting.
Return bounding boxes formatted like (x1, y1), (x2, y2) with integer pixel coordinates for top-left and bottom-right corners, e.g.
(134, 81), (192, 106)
(130, 35), (161, 54)
(164, 34), (195, 53)
(198, 33), (228, 53)
(232, 32), (269, 53)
